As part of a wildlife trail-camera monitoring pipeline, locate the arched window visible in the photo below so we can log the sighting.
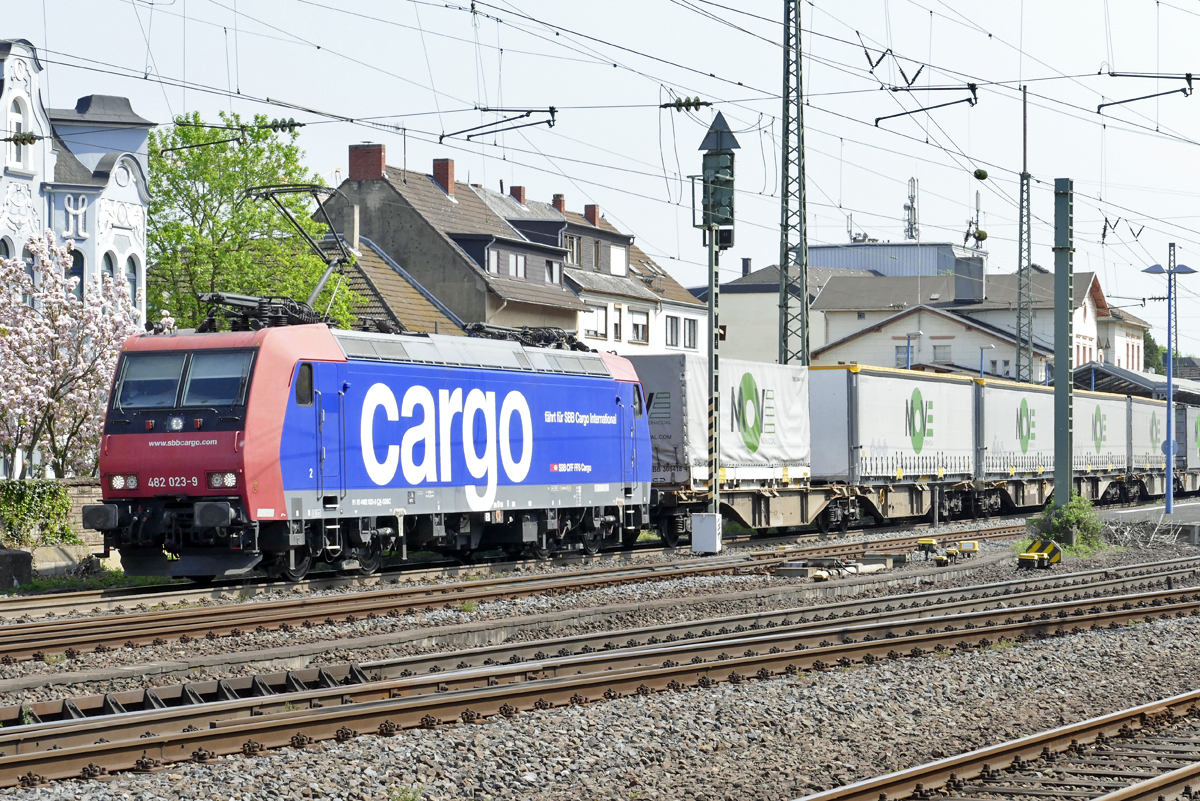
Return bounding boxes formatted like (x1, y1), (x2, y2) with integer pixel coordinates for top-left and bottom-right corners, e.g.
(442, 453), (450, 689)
(103, 252), (116, 280)
(8, 98), (28, 167)
(125, 255), (139, 302)
(21, 246), (34, 305)
(68, 251), (84, 301)
(0, 239), (9, 260)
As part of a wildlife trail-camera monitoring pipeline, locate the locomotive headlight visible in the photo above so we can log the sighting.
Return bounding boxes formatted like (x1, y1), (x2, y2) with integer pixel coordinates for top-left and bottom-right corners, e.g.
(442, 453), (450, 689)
(108, 474), (137, 490)
(168, 416), (184, 432)
(207, 471), (238, 489)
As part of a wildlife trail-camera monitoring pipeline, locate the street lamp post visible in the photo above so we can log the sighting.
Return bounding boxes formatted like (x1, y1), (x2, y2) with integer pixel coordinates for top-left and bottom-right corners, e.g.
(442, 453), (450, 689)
(979, 344), (996, 378)
(1142, 261), (1196, 514)
(905, 330), (923, 370)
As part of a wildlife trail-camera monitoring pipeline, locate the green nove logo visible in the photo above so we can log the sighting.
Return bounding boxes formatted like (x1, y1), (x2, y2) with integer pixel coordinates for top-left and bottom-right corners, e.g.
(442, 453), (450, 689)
(1092, 406), (1106, 454)
(1150, 411), (1162, 448)
(1016, 398), (1036, 454)
(730, 372), (774, 453)
(905, 388), (933, 453)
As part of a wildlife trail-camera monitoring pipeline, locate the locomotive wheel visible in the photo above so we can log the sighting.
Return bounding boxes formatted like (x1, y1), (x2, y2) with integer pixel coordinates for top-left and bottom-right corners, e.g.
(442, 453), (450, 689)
(280, 550), (312, 582)
(355, 545), (382, 576)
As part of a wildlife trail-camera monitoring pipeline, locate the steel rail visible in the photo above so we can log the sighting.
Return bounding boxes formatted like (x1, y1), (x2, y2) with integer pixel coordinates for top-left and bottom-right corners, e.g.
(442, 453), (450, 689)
(0, 522), (1025, 619)
(4, 586), (1200, 788)
(3, 584), (1200, 786)
(5, 553), (1196, 732)
(792, 692), (1200, 801)
(0, 526), (1026, 662)
(1091, 759), (1200, 801)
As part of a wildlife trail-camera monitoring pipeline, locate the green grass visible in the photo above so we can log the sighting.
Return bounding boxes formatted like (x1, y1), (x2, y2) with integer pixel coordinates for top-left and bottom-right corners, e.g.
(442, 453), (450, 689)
(9, 567), (175, 596)
(388, 788), (423, 801)
(458, 600), (478, 613)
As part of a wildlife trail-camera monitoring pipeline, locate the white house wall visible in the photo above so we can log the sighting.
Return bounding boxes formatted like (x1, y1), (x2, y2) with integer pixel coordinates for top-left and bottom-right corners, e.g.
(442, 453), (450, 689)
(719, 292), (826, 364)
(578, 293), (706, 357)
(0, 41), (148, 321)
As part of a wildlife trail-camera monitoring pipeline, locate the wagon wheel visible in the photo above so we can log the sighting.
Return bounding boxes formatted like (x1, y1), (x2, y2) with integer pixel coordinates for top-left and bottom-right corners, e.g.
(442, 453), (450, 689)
(582, 529), (604, 555)
(529, 544), (551, 561)
(815, 508), (831, 536)
(351, 544), (382, 576)
(658, 520), (680, 549)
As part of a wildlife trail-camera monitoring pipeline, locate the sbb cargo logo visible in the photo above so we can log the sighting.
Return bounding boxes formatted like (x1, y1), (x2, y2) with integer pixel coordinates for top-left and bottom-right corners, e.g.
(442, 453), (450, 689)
(905, 388), (933, 454)
(360, 383), (533, 512)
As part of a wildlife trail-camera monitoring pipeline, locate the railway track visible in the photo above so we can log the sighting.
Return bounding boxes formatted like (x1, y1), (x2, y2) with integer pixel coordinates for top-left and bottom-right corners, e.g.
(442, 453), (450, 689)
(0, 520), (1027, 618)
(793, 687), (1200, 801)
(0, 554), (1197, 787)
(3, 552), (1197, 732)
(0, 525), (1026, 662)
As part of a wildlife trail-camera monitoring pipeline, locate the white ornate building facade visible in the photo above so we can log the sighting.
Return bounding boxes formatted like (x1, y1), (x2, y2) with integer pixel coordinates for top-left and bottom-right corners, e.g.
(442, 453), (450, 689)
(1, 39), (152, 318)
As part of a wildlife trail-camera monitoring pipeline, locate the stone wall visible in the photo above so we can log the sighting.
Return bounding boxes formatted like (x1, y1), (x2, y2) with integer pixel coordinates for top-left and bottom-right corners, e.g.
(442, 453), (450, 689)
(61, 477), (102, 547)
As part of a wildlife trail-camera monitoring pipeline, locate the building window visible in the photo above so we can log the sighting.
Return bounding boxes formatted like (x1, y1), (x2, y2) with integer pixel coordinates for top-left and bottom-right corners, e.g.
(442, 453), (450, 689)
(932, 345), (951, 363)
(611, 245), (627, 277)
(593, 240), (602, 272)
(856, 311), (866, 320)
(1003, 360), (1011, 377)
(665, 315), (680, 347)
(68, 251), (84, 301)
(544, 260), (561, 285)
(584, 305), (607, 338)
(630, 310), (649, 343)
(103, 252), (116, 280)
(612, 306), (622, 341)
(126, 255), (140, 302)
(487, 249), (499, 275)
(9, 98), (28, 167)
(990, 360), (998, 375)
(508, 253), (527, 278)
(563, 234), (581, 265)
(0, 238), (9, 260)
(684, 318), (697, 349)
(895, 346), (908, 368)
(21, 247), (34, 306)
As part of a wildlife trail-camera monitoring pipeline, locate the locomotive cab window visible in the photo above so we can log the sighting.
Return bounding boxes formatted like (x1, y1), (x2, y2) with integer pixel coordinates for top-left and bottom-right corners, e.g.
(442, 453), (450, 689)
(295, 362), (314, 407)
(182, 351), (255, 407)
(116, 353), (187, 409)
(633, 385), (644, 418)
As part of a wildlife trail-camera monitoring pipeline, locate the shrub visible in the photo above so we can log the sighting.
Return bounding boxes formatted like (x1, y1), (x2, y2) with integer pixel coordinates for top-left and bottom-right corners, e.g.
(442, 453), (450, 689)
(0, 480), (82, 548)
(1031, 492), (1103, 549)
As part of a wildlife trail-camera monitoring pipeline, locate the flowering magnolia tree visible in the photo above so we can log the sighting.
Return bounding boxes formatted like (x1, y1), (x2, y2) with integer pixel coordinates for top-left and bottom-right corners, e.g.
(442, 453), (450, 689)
(0, 231), (143, 478)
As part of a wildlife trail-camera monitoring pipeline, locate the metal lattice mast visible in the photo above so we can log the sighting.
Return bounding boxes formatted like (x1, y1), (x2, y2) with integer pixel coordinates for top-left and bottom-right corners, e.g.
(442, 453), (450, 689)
(778, 0), (809, 365)
(1016, 86), (1034, 383)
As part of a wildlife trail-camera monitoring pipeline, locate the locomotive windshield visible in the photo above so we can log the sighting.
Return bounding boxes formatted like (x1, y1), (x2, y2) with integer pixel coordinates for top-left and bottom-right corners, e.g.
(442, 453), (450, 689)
(116, 353), (186, 409)
(115, 350), (255, 410)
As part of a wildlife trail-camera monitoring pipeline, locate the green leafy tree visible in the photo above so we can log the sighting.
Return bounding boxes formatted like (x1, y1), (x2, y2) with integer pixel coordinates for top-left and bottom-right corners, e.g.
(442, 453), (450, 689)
(1144, 330), (1166, 375)
(148, 112), (356, 328)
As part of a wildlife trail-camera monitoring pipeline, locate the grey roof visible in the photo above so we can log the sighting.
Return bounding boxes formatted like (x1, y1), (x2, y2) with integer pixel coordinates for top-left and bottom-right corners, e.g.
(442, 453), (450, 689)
(699, 264), (875, 301)
(810, 271), (1099, 313)
(1106, 306), (1152, 329)
(472, 187), (565, 222)
(50, 135), (102, 186)
(564, 266), (661, 302)
(383, 167), (588, 312)
(48, 95), (154, 128)
(1073, 361), (1200, 403)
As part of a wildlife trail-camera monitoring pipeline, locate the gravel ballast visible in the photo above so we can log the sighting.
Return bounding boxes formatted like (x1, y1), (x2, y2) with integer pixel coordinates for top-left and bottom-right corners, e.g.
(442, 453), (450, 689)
(0, 539), (1193, 698)
(7, 602), (1200, 800)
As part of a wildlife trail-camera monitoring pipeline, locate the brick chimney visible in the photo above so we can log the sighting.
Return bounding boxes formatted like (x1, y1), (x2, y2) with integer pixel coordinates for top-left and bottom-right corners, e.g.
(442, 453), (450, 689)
(584, 204), (600, 227)
(433, 158), (455, 195)
(552, 194), (566, 213)
(510, 185), (526, 205)
(348, 143), (385, 181)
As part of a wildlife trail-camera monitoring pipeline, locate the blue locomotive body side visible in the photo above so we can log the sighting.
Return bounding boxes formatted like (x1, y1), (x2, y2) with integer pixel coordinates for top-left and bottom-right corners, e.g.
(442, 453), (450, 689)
(279, 358), (651, 518)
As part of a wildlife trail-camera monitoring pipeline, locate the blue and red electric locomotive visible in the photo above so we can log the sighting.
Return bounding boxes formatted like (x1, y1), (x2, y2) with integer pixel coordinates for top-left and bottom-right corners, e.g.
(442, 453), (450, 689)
(83, 323), (652, 580)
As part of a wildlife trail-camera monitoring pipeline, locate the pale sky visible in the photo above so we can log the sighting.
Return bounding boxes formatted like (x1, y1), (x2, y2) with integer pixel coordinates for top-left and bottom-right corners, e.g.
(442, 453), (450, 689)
(14, 1), (1200, 350)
